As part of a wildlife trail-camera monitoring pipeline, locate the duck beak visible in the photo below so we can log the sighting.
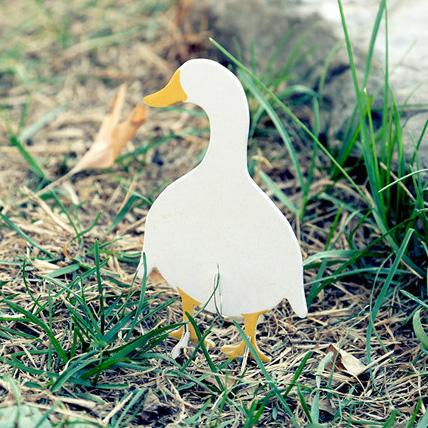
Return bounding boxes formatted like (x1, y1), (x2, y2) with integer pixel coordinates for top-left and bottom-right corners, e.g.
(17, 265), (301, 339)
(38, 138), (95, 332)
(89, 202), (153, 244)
(143, 70), (187, 107)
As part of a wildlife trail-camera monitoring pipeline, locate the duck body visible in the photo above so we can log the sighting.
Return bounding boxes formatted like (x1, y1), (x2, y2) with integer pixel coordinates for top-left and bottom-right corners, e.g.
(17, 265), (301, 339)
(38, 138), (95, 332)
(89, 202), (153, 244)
(143, 163), (306, 317)
(138, 58), (307, 324)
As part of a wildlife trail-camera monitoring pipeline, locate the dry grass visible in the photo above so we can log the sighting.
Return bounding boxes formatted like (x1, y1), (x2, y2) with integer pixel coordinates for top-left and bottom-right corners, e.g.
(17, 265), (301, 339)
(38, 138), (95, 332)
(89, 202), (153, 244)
(0, 1), (426, 427)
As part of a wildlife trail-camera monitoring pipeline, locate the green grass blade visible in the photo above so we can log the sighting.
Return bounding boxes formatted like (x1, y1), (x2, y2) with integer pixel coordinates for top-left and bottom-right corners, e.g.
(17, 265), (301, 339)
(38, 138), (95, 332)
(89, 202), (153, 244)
(259, 170), (299, 216)
(366, 228), (414, 366)
(238, 71), (305, 193)
(378, 168), (428, 193)
(5, 300), (67, 363)
(233, 321), (299, 426)
(109, 192), (151, 232)
(9, 135), (46, 180)
(0, 213), (54, 257)
(94, 240), (105, 336)
(412, 309), (428, 350)
(18, 105), (66, 141)
(283, 351), (313, 397)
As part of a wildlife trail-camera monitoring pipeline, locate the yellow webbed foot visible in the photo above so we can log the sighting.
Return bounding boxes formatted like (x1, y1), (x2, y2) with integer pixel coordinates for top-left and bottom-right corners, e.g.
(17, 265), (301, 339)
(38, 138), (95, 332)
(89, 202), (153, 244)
(248, 337), (271, 363)
(169, 326), (185, 340)
(169, 288), (215, 349)
(221, 341), (246, 360)
(221, 338), (270, 362)
(221, 311), (271, 363)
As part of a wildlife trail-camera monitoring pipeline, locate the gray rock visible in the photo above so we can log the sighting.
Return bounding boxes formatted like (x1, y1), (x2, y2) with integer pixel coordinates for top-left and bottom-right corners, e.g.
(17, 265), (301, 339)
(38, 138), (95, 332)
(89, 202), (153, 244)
(199, 0), (428, 165)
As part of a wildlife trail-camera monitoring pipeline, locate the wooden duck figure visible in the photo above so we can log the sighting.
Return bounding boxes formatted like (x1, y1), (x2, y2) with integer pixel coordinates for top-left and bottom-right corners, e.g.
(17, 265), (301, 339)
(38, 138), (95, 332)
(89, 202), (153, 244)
(138, 59), (307, 362)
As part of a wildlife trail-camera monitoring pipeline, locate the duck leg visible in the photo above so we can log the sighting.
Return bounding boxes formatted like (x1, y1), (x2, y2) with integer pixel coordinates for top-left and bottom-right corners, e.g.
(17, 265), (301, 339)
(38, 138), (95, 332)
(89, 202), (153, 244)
(169, 287), (199, 341)
(221, 312), (271, 363)
(169, 288), (214, 348)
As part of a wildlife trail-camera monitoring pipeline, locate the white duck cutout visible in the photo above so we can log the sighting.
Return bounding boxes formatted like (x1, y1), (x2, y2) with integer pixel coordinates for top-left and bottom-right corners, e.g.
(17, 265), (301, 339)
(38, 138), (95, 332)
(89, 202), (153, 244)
(138, 59), (307, 362)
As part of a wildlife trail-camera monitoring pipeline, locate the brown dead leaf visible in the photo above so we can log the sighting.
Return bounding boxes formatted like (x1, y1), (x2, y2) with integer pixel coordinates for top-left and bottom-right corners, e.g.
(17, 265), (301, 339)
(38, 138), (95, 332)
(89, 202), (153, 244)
(71, 84), (147, 174)
(327, 344), (367, 378)
(7, 84), (148, 210)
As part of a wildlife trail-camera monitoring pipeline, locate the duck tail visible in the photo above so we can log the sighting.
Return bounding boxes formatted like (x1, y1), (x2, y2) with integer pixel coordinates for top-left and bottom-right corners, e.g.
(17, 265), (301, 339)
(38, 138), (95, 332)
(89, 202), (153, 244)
(287, 281), (308, 318)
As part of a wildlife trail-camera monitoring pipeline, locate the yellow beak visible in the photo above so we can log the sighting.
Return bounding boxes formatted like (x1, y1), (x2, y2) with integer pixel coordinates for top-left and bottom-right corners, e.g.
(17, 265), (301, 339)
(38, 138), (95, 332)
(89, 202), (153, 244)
(143, 70), (187, 107)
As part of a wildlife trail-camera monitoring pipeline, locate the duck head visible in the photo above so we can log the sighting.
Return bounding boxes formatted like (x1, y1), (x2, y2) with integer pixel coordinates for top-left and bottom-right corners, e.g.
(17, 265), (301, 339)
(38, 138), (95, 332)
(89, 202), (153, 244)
(144, 59), (248, 112)
(144, 59), (250, 171)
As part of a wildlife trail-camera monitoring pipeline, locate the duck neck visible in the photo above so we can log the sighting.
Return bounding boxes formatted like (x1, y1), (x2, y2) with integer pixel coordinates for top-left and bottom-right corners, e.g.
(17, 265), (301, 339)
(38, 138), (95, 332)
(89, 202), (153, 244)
(200, 100), (250, 175)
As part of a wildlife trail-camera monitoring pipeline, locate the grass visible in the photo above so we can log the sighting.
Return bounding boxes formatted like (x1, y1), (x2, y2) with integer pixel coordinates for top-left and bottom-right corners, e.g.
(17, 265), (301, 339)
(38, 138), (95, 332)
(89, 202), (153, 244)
(0, 0), (427, 426)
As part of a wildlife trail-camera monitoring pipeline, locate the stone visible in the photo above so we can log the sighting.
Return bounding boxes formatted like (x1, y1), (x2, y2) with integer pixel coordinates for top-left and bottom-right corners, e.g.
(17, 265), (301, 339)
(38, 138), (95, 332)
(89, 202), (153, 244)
(198, 0), (428, 165)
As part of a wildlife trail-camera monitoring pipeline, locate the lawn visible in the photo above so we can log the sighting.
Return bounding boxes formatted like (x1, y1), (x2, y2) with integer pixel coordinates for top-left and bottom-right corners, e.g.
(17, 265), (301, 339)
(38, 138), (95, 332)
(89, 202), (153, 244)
(0, 0), (426, 427)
